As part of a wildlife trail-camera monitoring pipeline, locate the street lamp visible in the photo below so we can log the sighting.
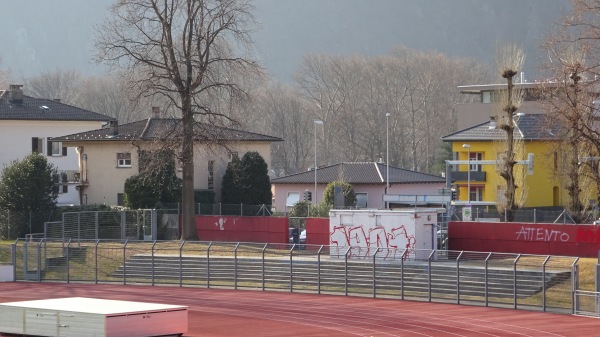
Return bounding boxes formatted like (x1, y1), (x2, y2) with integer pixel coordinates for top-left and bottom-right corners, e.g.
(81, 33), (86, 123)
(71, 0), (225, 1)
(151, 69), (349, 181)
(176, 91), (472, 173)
(462, 144), (471, 204)
(386, 112), (391, 209)
(314, 120), (323, 205)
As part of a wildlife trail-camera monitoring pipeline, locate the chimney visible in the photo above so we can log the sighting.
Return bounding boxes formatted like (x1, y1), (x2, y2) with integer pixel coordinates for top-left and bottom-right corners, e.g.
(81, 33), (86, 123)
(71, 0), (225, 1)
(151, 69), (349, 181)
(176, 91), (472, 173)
(9, 84), (23, 104)
(152, 106), (160, 119)
(110, 120), (119, 136)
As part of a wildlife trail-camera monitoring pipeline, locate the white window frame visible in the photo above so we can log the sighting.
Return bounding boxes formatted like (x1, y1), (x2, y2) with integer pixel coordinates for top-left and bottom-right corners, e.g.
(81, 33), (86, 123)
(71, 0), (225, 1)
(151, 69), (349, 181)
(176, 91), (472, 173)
(117, 153), (132, 168)
(286, 192), (300, 207)
(355, 192), (368, 208)
(51, 141), (62, 156)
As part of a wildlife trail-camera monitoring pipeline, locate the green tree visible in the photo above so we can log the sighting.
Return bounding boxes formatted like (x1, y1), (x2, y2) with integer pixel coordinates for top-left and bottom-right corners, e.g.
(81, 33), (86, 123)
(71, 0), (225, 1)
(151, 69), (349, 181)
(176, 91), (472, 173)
(221, 151), (272, 205)
(0, 153), (57, 237)
(124, 150), (182, 209)
(323, 181), (356, 207)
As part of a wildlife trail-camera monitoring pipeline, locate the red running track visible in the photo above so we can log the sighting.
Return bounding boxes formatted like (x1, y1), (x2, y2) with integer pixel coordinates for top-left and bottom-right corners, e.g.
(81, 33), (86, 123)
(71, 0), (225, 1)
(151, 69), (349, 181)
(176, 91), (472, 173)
(0, 282), (598, 337)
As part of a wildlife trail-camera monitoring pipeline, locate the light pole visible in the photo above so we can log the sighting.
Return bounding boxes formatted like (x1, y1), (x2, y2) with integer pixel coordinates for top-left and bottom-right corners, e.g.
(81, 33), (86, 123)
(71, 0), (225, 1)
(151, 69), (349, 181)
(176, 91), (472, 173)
(462, 144), (471, 204)
(386, 112), (391, 209)
(314, 120), (323, 205)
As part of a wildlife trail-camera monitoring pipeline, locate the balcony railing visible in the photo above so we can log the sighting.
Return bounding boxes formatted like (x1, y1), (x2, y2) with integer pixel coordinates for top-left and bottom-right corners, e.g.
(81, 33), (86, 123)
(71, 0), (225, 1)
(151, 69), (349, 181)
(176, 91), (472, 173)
(53, 170), (85, 184)
(450, 171), (486, 182)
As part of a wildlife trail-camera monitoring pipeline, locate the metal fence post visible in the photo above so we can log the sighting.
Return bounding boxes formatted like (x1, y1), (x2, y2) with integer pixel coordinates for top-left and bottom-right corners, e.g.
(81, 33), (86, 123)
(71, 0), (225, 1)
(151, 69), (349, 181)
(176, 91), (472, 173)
(542, 255), (550, 312)
(207, 242), (213, 288)
(262, 243), (268, 291)
(151, 241), (157, 286)
(317, 245), (323, 294)
(289, 243), (295, 292)
(36, 240), (42, 282)
(373, 248), (381, 298)
(95, 240), (99, 284)
(428, 250), (435, 302)
(513, 254), (522, 309)
(401, 249), (407, 300)
(179, 241), (185, 287)
(234, 243), (240, 290)
(456, 251), (464, 304)
(345, 247), (351, 296)
(572, 258), (580, 314)
(123, 240), (128, 285)
(485, 252), (492, 306)
(66, 239), (71, 283)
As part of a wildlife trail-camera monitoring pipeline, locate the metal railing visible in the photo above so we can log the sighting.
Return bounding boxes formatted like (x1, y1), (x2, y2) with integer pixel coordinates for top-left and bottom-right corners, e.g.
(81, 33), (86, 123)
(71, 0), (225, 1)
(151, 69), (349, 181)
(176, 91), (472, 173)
(9, 239), (579, 315)
(453, 207), (578, 224)
(574, 290), (600, 317)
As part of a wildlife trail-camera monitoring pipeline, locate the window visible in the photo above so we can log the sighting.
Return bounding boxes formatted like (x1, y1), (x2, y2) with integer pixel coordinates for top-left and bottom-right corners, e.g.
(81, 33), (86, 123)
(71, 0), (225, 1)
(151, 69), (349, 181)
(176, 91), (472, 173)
(481, 91), (500, 103)
(229, 151), (239, 161)
(47, 140), (66, 156)
(208, 160), (214, 190)
(469, 152), (482, 172)
(286, 192), (300, 207)
(32, 137), (43, 153)
(117, 193), (124, 206)
(469, 187), (483, 202)
(355, 193), (367, 208)
(117, 153), (132, 167)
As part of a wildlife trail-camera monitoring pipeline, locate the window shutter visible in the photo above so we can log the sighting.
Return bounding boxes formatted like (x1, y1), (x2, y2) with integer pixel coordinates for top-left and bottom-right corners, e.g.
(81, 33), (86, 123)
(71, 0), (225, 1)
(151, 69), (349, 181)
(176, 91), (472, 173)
(47, 140), (52, 156)
(62, 147), (67, 156)
(32, 137), (38, 153)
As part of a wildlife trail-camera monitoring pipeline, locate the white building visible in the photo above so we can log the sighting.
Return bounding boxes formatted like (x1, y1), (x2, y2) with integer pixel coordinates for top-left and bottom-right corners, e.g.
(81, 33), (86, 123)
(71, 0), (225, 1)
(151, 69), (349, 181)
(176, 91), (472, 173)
(0, 85), (114, 205)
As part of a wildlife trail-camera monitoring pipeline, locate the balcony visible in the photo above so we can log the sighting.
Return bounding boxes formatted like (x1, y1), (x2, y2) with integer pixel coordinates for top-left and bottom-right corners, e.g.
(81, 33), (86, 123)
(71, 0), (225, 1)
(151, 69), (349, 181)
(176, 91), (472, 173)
(53, 170), (87, 185)
(451, 171), (486, 183)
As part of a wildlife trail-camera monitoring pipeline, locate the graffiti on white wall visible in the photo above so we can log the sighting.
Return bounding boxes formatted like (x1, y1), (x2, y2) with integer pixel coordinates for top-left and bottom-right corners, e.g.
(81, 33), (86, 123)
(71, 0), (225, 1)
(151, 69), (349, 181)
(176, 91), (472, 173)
(330, 224), (415, 259)
(515, 226), (570, 242)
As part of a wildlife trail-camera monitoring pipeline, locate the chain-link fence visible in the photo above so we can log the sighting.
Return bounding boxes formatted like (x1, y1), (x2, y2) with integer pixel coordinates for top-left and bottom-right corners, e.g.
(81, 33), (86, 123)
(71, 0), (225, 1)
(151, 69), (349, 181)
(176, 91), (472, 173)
(9, 239), (581, 315)
(452, 206), (578, 224)
(197, 203), (272, 216)
(43, 209), (179, 242)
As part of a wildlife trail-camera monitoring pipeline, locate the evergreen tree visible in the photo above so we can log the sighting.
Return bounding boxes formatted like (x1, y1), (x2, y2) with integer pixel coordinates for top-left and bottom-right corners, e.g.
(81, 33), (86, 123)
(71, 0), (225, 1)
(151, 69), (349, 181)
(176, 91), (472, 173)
(221, 151), (272, 205)
(124, 150), (182, 209)
(0, 153), (57, 237)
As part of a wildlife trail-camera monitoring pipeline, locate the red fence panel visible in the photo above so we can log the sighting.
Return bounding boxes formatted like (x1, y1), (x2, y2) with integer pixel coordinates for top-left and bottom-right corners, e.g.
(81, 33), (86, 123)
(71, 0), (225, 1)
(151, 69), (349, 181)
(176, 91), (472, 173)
(195, 216), (289, 243)
(449, 221), (600, 257)
(306, 218), (329, 245)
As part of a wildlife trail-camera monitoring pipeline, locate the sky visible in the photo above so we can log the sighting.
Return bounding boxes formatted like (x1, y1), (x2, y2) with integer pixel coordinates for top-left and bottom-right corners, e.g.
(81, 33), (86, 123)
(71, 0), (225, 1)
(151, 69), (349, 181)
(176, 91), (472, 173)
(0, 0), (571, 83)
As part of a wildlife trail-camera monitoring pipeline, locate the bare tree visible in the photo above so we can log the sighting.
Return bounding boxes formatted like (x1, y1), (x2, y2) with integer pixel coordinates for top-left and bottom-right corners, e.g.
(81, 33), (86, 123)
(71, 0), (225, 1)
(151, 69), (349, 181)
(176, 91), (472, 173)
(541, 2), (600, 221)
(495, 44), (525, 221)
(95, 0), (262, 240)
(0, 58), (11, 89)
(25, 69), (83, 103)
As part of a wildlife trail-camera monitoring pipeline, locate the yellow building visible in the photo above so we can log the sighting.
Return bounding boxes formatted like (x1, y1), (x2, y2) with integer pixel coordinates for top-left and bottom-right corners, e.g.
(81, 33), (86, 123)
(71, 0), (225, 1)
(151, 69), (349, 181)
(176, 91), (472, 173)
(442, 113), (569, 208)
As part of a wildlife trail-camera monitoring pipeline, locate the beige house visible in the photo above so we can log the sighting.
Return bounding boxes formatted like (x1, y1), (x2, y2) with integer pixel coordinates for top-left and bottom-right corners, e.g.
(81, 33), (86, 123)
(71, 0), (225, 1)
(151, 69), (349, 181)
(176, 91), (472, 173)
(0, 85), (114, 205)
(53, 115), (281, 206)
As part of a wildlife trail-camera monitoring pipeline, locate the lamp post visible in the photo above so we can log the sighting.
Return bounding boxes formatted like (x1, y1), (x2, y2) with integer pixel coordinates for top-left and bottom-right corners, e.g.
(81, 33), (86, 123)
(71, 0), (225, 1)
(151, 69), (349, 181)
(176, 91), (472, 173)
(314, 120), (323, 205)
(386, 112), (391, 209)
(462, 144), (471, 204)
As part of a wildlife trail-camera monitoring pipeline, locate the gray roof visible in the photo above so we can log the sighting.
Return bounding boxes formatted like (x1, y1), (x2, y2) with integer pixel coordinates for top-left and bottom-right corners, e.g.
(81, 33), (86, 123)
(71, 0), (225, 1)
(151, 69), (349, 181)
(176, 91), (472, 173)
(441, 113), (563, 142)
(53, 118), (283, 143)
(0, 94), (113, 122)
(271, 162), (445, 185)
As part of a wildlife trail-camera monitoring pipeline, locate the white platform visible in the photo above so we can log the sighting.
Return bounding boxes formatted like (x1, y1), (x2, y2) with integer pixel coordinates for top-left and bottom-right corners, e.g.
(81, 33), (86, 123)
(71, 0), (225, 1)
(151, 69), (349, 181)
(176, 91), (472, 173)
(0, 297), (188, 337)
